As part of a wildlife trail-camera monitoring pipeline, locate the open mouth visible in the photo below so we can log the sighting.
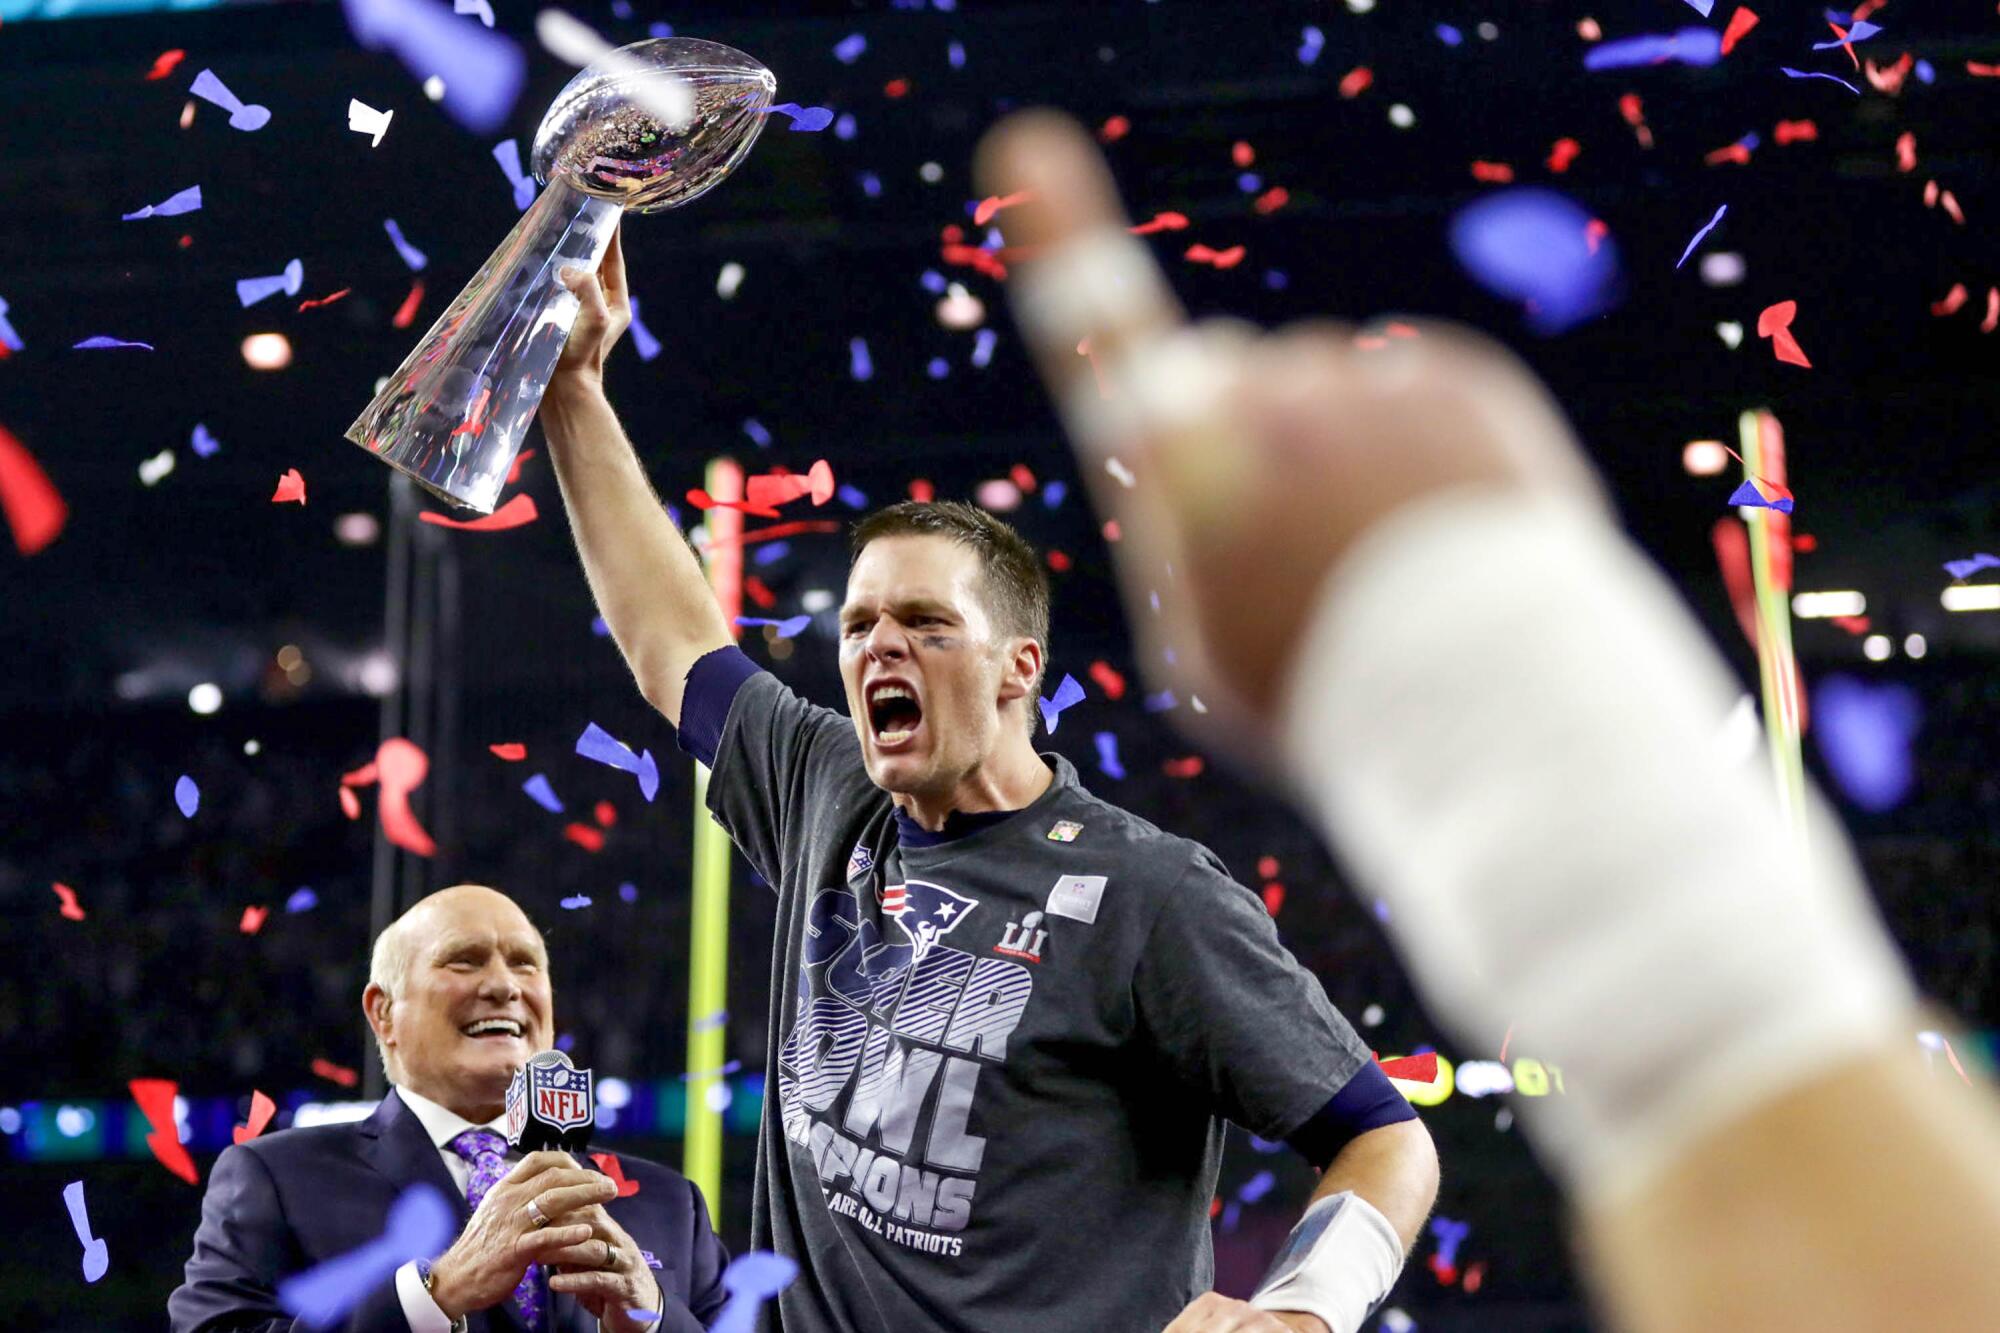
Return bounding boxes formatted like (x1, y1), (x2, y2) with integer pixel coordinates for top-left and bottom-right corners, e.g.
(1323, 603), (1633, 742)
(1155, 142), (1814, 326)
(866, 681), (924, 752)
(460, 1018), (524, 1043)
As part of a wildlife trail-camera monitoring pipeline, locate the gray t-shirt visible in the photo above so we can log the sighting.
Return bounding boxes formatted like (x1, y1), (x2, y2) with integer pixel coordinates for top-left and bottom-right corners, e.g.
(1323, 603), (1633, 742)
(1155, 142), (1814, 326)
(693, 660), (1373, 1332)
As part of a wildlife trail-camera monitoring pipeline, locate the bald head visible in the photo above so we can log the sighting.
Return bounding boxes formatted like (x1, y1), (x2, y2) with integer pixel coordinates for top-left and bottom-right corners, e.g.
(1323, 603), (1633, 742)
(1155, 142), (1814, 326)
(364, 884), (554, 1121)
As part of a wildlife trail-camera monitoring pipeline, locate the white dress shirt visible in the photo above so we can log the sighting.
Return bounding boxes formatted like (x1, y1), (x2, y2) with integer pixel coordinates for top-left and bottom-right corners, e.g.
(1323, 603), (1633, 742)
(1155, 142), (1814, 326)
(391, 1084), (519, 1333)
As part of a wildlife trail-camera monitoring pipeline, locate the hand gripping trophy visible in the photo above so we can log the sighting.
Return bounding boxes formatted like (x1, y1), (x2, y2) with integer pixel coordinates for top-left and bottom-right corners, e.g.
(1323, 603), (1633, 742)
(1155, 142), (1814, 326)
(346, 37), (775, 512)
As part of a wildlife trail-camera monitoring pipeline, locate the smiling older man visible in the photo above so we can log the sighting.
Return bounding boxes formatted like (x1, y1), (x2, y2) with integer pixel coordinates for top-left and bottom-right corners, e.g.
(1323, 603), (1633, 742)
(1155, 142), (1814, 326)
(170, 885), (729, 1333)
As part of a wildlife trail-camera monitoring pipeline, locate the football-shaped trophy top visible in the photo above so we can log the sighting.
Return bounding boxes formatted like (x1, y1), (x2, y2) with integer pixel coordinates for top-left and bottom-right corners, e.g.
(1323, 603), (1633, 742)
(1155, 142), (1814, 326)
(531, 37), (777, 215)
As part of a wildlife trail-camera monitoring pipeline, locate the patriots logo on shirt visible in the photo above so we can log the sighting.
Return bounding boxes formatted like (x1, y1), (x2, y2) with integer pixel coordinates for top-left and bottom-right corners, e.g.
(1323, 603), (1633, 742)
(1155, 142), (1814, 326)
(879, 878), (978, 959)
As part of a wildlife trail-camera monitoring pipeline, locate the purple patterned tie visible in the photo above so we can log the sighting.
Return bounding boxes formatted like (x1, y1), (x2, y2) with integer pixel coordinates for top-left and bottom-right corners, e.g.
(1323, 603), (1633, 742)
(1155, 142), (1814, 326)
(451, 1129), (544, 1332)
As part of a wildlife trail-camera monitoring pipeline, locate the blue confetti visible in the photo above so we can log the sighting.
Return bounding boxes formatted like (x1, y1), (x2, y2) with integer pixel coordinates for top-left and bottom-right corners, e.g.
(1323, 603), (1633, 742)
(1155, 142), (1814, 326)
(710, 1252), (800, 1333)
(191, 423), (221, 458)
(972, 328), (998, 368)
(1430, 1215), (1471, 1269)
(619, 882), (639, 903)
(858, 172), (882, 199)
(575, 722), (660, 802)
(1037, 673), (1086, 733)
(736, 615), (814, 639)
(1237, 172), (1261, 193)
(590, 616), (611, 637)
(175, 775), (199, 818)
(1297, 24), (1324, 65)
(1727, 479), (1793, 513)
(1143, 690), (1177, 713)
(753, 542), (790, 566)
(947, 40), (965, 69)
(236, 258), (303, 309)
(75, 336), (153, 351)
(341, 0), (524, 134)
(628, 296), (662, 362)
(1944, 553), (2000, 582)
(837, 485), (869, 509)
(0, 296), (21, 353)
(1583, 27), (1721, 70)
(1042, 479), (1066, 508)
(1815, 676), (1920, 812)
(1264, 269), (1290, 290)
(1247, 1135), (1285, 1154)
(123, 184), (203, 221)
(1448, 187), (1621, 334)
(278, 1184), (453, 1328)
(1436, 24), (1462, 46)
(1813, 19), (1879, 48)
(560, 895), (593, 910)
(1093, 731), (1126, 779)
(491, 138), (536, 211)
(742, 418), (772, 448)
(926, 357), (950, 379)
(1780, 66), (1862, 95)
(922, 269), (948, 293)
(1683, 0), (1714, 14)
(286, 887), (318, 913)
(383, 218), (427, 271)
(849, 337), (873, 381)
(833, 112), (857, 141)
(1238, 1170), (1276, 1203)
(646, 21), (672, 39)
(522, 773), (564, 814)
(1915, 59), (1935, 83)
(833, 33), (867, 64)
(765, 103), (834, 132)
(1675, 203), (1728, 270)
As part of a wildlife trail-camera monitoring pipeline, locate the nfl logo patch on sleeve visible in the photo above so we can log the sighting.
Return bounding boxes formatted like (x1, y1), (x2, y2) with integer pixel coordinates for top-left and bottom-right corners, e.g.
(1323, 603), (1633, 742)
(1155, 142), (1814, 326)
(1046, 874), (1107, 924)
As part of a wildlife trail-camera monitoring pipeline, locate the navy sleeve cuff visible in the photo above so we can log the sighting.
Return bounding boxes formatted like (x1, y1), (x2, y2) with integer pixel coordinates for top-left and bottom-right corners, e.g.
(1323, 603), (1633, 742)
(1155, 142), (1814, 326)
(675, 645), (764, 768)
(1285, 1059), (1419, 1169)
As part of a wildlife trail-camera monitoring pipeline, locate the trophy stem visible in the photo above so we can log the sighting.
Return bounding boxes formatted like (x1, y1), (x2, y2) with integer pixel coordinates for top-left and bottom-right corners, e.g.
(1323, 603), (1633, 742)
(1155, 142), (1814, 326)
(345, 181), (625, 513)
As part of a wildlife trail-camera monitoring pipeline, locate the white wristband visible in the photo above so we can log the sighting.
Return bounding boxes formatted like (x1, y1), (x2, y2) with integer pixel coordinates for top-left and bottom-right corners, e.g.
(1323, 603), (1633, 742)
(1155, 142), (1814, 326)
(1275, 488), (1916, 1210)
(1249, 1191), (1405, 1333)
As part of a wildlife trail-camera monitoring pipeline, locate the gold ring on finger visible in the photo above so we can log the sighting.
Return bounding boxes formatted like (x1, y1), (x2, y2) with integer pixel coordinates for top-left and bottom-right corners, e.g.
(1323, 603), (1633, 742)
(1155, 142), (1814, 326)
(525, 1198), (550, 1229)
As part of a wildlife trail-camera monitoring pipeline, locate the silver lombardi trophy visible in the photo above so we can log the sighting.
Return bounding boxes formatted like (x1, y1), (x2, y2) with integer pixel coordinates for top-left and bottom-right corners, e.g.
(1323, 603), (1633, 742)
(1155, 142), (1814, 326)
(345, 37), (775, 512)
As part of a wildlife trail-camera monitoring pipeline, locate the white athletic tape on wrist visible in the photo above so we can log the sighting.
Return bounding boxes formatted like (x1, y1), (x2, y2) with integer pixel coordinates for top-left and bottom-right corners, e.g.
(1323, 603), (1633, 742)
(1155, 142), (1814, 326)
(1249, 1190), (1404, 1333)
(1275, 488), (1916, 1209)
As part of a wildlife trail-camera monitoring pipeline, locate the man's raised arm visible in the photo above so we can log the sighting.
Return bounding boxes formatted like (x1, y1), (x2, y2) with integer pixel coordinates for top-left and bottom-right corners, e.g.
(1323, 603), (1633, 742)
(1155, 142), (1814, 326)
(540, 225), (733, 728)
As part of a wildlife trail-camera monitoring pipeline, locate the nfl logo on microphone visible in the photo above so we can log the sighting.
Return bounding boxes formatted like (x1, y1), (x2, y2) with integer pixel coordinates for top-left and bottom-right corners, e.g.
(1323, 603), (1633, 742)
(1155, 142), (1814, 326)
(506, 1051), (596, 1149)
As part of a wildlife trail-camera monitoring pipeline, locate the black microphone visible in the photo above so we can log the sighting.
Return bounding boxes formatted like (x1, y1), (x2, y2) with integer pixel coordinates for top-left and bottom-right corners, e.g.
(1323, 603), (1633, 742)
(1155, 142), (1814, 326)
(504, 1050), (596, 1153)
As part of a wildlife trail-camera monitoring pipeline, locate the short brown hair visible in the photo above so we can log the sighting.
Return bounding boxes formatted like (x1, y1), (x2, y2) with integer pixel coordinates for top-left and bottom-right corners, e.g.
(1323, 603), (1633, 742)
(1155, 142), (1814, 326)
(851, 500), (1052, 732)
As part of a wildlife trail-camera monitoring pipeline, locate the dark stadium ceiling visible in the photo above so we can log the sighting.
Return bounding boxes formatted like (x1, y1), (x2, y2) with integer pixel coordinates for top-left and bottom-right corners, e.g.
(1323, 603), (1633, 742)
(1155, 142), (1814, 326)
(2, 0), (1998, 715)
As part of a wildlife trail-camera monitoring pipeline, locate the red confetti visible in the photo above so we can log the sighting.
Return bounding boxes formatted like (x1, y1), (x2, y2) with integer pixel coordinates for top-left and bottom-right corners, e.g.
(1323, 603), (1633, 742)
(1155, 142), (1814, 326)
(1231, 140), (1255, 168)
(1429, 1256), (1458, 1286)
(1705, 141), (1754, 167)
(1773, 119), (1818, 146)
(232, 1090), (277, 1144)
(1983, 288), (1999, 334)
(1097, 114), (1130, 143)
(1087, 660), (1127, 701)
(564, 823), (605, 852)
(1584, 219), (1609, 255)
(1046, 550), (1072, 572)
(1128, 211), (1190, 236)
(448, 388), (493, 439)
(743, 575), (777, 609)
(1102, 519), (1121, 543)
(1970, 61), (2000, 78)
(145, 49), (186, 80)
(1617, 93), (1654, 150)
(700, 518), (841, 552)
(129, 1079), (199, 1183)
(1823, 20), (1860, 71)
(1256, 855), (1280, 880)
(1377, 1052), (1440, 1083)
(594, 800), (617, 828)
(1338, 66), (1373, 99)
(883, 77), (910, 99)
(342, 738), (437, 856)
(908, 479), (935, 503)
(1470, 161), (1515, 184)
(1252, 187), (1290, 216)
(391, 281), (426, 330)
(1261, 883), (1285, 916)
(1896, 131), (1917, 173)
(1208, 1196), (1222, 1219)
(419, 494), (539, 531)
(1865, 52), (1913, 95)
(1933, 282), (1969, 316)
(1163, 756), (1205, 779)
(687, 490), (781, 519)
(973, 190), (1034, 226)
(489, 743), (527, 761)
(1184, 244), (1246, 269)
(53, 882), (86, 921)
(590, 1152), (642, 1197)
(1545, 137), (1582, 173)
(1940, 189), (1965, 226)
(745, 458), (835, 512)
(1757, 300), (1812, 368)
(0, 423), (70, 556)
(271, 468), (307, 505)
(1009, 463), (1038, 493)
(940, 230), (1008, 281)
(1720, 7), (1759, 56)
(297, 288), (352, 311)
(505, 448), (537, 487)
(1463, 1262), (1487, 1294)
(239, 905), (269, 934)
(1830, 616), (1872, 635)
(311, 1058), (359, 1087)
(1793, 533), (1818, 553)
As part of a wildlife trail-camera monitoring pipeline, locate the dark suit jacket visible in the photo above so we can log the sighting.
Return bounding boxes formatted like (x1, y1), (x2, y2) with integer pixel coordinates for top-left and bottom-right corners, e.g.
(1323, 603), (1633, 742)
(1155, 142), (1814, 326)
(168, 1091), (729, 1333)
